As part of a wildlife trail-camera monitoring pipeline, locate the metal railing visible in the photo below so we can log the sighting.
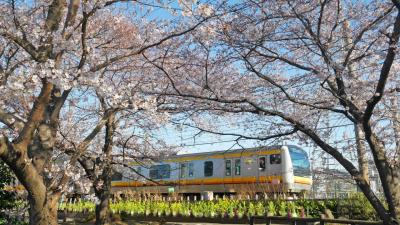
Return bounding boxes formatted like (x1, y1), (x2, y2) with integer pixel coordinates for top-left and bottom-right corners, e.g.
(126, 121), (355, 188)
(249, 216), (383, 225)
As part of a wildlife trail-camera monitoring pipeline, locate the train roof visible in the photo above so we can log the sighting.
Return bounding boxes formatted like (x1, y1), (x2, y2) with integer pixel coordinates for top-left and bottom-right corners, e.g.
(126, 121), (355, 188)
(157, 145), (309, 163)
(171, 145), (284, 159)
(128, 145), (305, 165)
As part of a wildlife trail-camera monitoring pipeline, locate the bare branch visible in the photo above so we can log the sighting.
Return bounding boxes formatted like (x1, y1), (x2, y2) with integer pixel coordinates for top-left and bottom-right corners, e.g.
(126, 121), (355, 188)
(179, 122), (299, 141)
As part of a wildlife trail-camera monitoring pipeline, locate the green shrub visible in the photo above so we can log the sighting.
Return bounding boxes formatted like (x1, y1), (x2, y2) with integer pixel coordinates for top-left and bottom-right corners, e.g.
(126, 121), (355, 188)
(170, 202), (180, 216)
(266, 201), (276, 216)
(0, 162), (22, 223)
(60, 200), (95, 213)
(57, 195), (381, 221)
(245, 201), (255, 218)
(276, 200), (287, 216)
(336, 193), (378, 220)
(296, 199), (325, 217)
(255, 201), (265, 216)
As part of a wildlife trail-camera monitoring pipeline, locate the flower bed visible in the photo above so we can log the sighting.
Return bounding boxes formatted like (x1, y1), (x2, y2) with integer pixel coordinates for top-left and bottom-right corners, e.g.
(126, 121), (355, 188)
(58, 194), (378, 220)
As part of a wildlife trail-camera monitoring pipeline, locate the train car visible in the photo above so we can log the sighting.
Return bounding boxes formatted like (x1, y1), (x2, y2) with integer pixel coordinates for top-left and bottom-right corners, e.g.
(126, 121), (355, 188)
(111, 145), (312, 196)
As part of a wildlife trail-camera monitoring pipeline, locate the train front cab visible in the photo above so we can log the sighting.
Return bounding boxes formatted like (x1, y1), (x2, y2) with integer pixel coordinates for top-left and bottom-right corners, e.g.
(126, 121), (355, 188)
(281, 145), (312, 193)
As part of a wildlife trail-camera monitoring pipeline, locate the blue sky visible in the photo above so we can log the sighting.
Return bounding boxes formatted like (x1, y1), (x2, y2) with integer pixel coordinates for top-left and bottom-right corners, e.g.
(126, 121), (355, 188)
(151, 110), (360, 174)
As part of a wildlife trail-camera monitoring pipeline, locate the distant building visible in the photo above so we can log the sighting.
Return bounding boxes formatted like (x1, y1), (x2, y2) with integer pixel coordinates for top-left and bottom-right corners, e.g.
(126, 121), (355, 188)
(310, 163), (383, 199)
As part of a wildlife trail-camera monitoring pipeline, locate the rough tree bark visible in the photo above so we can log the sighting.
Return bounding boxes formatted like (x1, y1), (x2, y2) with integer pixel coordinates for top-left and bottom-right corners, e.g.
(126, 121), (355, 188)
(388, 96), (400, 223)
(1, 0), (205, 224)
(28, 193), (60, 225)
(391, 97), (400, 164)
(78, 109), (116, 225)
(0, 82), (61, 225)
(95, 112), (115, 225)
(0, 81), (111, 225)
(0, 1), (80, 223)
(354, 119), (369, 183)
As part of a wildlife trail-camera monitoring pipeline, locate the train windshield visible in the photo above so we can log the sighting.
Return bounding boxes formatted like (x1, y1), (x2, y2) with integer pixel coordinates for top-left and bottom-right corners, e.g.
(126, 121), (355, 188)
(289, 146), (311, 177)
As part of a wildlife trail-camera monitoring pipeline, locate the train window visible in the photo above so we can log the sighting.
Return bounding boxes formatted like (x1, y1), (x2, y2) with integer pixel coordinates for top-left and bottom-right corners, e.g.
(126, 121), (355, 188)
(149, 167), (157, 179)
(188, 163), (194, 177)
(259, 157), (266, 171)
(180, 163), (187, 178)
(111, 172), (123, 181)
(135, 167), (142, 180)
(161, 165), (171, 178)
(289, 146), (311, 176)
(225, 160), (232, 176)
(270, 154), (281, 164)
(234, 159), (241, 175)
(204, 161), (213, 177)
(149, 164), (171, 179)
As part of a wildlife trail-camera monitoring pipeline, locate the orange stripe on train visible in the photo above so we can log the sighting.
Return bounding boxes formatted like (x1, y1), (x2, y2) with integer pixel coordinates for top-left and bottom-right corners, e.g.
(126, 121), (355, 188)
(111, 176), (311, 187)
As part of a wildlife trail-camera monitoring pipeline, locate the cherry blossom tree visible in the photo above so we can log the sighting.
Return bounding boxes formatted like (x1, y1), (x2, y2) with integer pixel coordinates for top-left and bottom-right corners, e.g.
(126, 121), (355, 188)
(0, 0), (207, 224)
(149, 0), (400, 223)
(72, 90), (172, 224)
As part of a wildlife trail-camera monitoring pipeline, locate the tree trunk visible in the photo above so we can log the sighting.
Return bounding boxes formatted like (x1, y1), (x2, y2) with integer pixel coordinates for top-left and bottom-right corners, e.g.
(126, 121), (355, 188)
(390, 97), (400, 163)
(389, 97), (400, 224)
(28, 194), (60, 225)
(389, 169), (400, 224)
(362, 129), (400, 225)
(95, 111), (115, 225)
(95, 192), (111, 225)
(343, 19), (371, 184)
(354, 123), (369, 183)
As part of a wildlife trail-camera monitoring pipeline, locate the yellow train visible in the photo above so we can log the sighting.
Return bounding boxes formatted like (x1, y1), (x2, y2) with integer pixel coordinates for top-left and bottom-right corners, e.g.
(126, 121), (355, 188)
(111, 145), (312, 197)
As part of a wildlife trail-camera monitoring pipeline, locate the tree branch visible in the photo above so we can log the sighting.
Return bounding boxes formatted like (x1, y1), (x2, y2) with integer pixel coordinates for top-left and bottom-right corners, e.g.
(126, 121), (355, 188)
(45, 0), (67, 32)
(64, 0), (80, 29)
(55, 109), (117, 190)
(364, 11), (400, 122)
(180, 122), (299, 141)
(392, 0), (400, 10)
(0, 32), (43, 61)
(0, 109), (25, 131)
(14, 80), (53, 149)
(89, 17), (211, 72)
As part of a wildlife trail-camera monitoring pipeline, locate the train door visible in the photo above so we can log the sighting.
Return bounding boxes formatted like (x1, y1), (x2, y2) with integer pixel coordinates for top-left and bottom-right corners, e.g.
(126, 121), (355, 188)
(179, 162), (187, 188)
(269, 152), (282, 184)
(258, 156), (267, 183)
(233, 158), (241, 183)
(223, 159), (233, 186)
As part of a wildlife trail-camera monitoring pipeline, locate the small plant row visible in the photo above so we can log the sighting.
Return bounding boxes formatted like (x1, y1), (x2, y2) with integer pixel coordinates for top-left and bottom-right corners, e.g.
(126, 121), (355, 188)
(58, 194), (378, 220)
